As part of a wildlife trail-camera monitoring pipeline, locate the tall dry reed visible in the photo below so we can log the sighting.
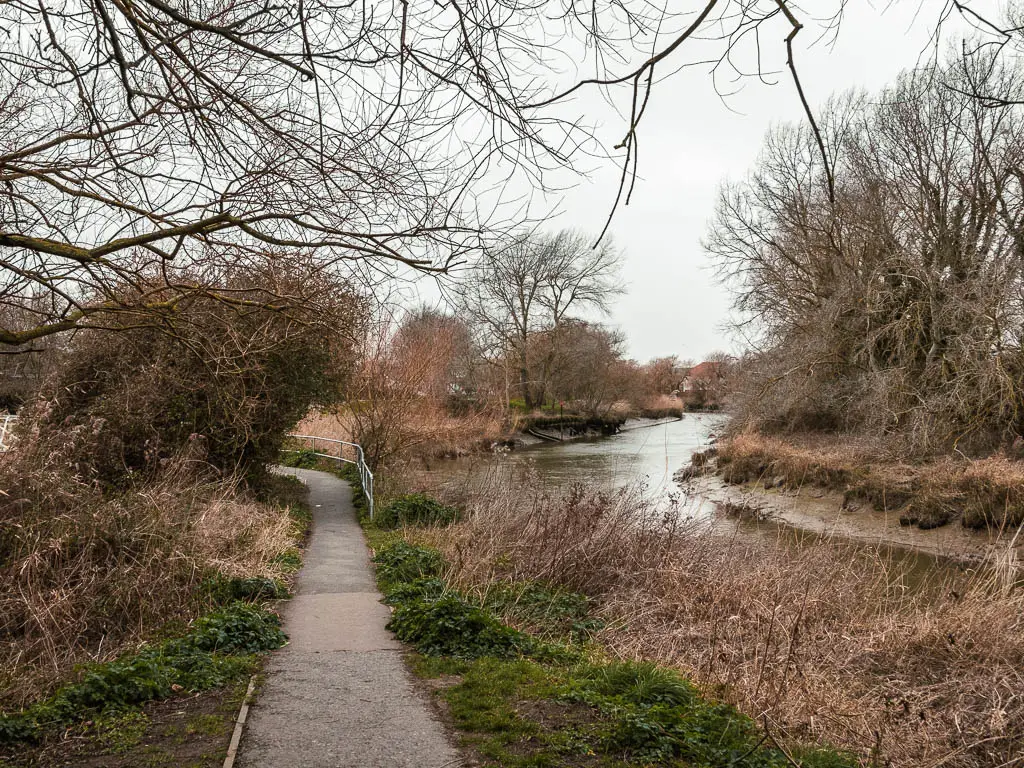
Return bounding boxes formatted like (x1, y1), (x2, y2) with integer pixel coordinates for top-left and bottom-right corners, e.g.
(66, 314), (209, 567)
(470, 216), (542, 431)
(429, 469), (1024, 767)
(0, 457), (296, 709)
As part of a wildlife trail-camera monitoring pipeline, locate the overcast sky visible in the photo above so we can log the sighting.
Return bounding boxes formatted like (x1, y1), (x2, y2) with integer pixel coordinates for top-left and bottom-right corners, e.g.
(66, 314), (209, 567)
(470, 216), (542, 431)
(415, 2), (991, 364)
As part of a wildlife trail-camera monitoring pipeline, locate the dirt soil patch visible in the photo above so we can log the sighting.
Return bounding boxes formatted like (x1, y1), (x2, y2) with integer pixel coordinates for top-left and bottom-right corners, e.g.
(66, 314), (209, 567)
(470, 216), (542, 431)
(0, 679), (247, 768)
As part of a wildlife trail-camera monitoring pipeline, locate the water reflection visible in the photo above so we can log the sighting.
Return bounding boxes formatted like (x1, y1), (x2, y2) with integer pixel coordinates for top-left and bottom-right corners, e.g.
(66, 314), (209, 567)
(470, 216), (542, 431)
(425, 414), (726, 500)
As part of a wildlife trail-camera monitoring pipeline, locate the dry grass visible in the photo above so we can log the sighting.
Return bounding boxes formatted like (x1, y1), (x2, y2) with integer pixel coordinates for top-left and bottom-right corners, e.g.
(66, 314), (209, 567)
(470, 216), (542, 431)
(298, 404), (508, 461)
(0, 457), (297, 710)
(296, 408), (357, 442)
(424, 470), (1024, 767)
(719, 431), (1024, 530)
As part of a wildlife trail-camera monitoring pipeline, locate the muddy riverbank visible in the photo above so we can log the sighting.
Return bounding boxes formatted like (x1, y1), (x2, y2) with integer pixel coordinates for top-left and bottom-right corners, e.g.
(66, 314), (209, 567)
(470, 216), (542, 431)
(686, 472), (1022, 566)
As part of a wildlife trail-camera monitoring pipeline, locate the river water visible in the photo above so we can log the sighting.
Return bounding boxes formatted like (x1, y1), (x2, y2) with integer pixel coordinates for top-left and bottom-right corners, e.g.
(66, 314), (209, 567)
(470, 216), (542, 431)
(414, 414), (989, 586)
(491, 415), (724, 496)
(414, 414), (724, 517)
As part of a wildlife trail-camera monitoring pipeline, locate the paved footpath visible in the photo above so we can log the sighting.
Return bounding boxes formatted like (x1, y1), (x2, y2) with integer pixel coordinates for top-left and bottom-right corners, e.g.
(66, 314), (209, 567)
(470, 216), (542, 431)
(237, 467), (462, 768)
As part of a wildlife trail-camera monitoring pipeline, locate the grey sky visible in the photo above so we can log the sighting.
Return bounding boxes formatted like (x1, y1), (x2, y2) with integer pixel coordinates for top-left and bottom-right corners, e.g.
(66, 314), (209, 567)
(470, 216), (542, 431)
(416, 2), (991, 364)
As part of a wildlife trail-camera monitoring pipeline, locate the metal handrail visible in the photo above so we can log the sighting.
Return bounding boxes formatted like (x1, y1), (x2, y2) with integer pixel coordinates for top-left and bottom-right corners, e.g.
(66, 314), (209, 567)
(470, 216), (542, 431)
(284, 434), (375, 520)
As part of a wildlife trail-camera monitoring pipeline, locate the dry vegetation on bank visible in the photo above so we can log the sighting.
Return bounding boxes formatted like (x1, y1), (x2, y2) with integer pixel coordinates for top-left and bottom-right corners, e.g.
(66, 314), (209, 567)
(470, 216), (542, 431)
(0, 456), (302, 711)
(0, 267), (351, 714)
(717, 431), (1024, 531)
(297, 405), (509, 462)
(415, 472), (1023, 768)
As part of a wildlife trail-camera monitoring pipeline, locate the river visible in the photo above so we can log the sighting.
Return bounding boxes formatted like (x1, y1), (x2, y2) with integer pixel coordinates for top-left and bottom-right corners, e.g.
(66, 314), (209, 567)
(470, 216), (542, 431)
(489, 414), (724, 496)
(412, 414), (1005, 585)
(414, 414), (723, 515)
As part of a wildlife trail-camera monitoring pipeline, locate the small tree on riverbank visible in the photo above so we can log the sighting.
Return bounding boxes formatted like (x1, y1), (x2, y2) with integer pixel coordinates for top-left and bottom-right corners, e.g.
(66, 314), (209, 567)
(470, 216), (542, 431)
(455, 230), (623, 409)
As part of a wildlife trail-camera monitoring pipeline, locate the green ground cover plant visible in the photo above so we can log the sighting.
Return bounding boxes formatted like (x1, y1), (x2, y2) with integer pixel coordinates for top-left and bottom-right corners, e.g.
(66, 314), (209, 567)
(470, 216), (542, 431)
(374, 493), (459, 529)
(202, 574), (291, 602)
(482, 582), (604, 644)
(363, 513), (856, 768)
(0, 603), (285, 744)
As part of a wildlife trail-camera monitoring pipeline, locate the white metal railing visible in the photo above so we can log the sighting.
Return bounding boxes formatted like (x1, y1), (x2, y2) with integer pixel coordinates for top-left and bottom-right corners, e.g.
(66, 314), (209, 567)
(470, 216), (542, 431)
(284, 434), (375, 520)
(0, 414), (16, 451)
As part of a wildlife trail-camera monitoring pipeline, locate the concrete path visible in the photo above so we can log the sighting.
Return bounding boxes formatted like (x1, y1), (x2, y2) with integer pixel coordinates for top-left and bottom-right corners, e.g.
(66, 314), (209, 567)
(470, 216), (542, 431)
(237, 468), (462, 768)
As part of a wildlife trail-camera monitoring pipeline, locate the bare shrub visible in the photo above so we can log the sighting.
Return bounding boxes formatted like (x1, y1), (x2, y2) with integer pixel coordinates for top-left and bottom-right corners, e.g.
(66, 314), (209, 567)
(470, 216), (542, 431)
(428, 474), (1024, 767)
(15, 259), (364, 486)
(0, 258), (348, 707)
(344, 308), (506, 468)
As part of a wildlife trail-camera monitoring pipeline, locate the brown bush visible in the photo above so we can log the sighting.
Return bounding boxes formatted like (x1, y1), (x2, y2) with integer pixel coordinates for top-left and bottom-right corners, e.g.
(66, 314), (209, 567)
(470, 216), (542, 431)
(427, 473), (1024, 767)
(16, 260), (364, 487)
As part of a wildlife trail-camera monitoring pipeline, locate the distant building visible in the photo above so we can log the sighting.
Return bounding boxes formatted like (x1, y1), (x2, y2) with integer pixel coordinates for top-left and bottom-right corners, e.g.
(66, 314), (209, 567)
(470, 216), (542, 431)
(680, 361), (726, 393)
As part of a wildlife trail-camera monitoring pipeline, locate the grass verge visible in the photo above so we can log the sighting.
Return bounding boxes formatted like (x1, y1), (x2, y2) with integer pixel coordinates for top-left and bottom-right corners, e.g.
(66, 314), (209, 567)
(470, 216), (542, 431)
(0, 472), (312, 767)
(0, 671), (254, 768)
(415, 470), (1023, 768)
(363, 518), (855, 768)
(0, 602), (282, 746)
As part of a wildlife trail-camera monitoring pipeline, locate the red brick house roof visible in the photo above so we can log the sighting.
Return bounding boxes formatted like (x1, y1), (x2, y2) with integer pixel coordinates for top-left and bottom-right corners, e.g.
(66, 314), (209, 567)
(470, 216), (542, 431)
(686, 361), (724, 381)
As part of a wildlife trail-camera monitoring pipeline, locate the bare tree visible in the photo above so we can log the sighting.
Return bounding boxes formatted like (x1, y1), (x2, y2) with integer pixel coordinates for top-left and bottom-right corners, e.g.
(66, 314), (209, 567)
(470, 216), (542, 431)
(709, 51), (1024, 453)
(390, 306), (476, 401)
(542, 320), (631, 415)
(346, 305), (485, 467)
(454, 230), (622, 408)
(0, 0), (911, 349)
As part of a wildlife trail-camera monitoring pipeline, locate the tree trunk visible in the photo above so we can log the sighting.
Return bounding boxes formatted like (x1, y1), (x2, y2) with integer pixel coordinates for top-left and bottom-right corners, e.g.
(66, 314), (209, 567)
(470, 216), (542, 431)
(519, 363), (534, 408)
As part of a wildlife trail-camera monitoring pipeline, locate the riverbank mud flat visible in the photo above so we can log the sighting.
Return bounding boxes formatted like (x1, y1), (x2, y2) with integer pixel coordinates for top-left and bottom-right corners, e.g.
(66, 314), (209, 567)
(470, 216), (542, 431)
(683, 472), (1022, 565)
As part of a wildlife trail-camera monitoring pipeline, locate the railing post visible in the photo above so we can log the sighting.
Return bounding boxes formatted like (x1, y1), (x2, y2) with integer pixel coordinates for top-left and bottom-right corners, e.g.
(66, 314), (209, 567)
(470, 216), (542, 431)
(284, 433), (373, 521)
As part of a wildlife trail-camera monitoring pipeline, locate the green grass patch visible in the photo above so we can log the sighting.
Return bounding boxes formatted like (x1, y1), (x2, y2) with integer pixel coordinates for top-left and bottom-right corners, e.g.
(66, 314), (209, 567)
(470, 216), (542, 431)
(202, 573), (290, 602)
(373, 541), (538, 659)
(279, 447), (320, 469)
(357, 489), (858, 768)
(415, 655), (856, 768)
(88, 709), (150, 755)
(338, 463), (372, 520)
(373, 540), (446, 589)
(271, 547), (303, 573)
(184, 713), (230, 738)
(374, 493), (459, 530)
(0, 602), (285, 744)
(390, 595), (538, 660)
(483, 582), (603, 643)
(286, 501), (313, 536)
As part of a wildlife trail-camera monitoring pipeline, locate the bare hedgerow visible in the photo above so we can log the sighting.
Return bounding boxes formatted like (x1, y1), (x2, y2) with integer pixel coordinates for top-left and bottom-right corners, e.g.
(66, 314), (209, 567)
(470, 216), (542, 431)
(0, 257), (360, 707)
(15, 256), (365, 487)
(0, 452), (296, 710)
